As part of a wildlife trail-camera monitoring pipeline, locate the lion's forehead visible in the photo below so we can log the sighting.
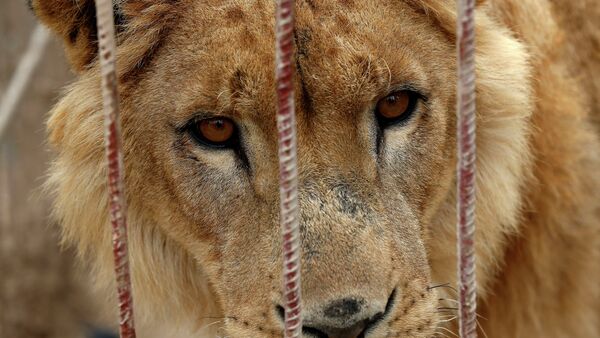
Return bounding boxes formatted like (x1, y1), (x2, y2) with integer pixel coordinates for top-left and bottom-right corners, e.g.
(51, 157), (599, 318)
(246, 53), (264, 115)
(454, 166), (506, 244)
(149, 0), (451, 126)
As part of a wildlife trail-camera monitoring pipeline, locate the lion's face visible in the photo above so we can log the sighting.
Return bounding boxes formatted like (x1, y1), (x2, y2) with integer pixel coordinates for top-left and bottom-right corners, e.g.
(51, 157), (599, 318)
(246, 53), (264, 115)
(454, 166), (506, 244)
(37, 0), (533, 336)
(122, 1), (456, 336)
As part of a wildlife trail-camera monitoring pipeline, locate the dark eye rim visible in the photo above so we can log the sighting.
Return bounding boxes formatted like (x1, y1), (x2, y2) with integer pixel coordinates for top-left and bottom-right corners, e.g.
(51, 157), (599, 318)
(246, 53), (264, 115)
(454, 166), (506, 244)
(375, 89), (425, 128)
(185, 116), (240, 149)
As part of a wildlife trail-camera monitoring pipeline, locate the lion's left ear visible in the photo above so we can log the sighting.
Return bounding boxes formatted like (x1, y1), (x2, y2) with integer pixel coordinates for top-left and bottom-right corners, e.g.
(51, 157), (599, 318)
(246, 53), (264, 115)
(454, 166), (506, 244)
(406, 0), (488, 39)
(31, 0), (180, 73)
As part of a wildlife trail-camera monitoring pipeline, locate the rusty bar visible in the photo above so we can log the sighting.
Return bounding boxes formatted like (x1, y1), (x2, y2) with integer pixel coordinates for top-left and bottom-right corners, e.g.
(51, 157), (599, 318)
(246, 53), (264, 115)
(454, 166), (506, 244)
(94, 1), (136, 337)
(456, 0), (478, 337)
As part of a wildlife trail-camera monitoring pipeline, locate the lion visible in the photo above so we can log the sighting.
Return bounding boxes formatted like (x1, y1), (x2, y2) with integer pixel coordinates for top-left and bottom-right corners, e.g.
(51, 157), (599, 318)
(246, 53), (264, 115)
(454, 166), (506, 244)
(31, 0), (599, 337)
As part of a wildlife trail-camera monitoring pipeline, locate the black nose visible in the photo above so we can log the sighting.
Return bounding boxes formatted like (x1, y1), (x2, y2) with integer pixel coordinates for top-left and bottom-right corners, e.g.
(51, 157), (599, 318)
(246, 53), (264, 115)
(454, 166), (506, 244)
(277, 290), (396, 338)
(304, 298), (374, 338)
(323, 298), (363, 319)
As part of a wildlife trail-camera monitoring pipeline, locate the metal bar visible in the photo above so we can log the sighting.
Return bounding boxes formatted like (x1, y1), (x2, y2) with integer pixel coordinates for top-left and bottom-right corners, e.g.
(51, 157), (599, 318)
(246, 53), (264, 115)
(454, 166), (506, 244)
(1, 143), (12, 246)
(0, 24), (49, 140)
(94, 1), (136, 337)
(456, 0), (478, 337)
(275, 0), (302, 337)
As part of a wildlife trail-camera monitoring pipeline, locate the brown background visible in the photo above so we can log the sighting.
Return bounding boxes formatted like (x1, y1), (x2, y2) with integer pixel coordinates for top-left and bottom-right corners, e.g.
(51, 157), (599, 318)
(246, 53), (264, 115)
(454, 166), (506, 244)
(0, 1), (100, 337)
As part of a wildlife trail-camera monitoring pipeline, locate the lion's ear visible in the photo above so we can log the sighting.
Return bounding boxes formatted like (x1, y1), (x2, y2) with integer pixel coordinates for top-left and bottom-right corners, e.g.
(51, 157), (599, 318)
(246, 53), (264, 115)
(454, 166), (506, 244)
(31, 0), (180, 75)
(30, 0), (121, 72)
(406, 0), (489, 39)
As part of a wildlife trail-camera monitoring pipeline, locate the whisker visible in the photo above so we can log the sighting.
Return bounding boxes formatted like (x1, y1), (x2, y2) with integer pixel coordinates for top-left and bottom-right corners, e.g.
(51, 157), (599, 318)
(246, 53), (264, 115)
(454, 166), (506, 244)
(438, 298), (459, 305)
(433, 332), (451, 338)
(477, 316), (490, 338)
(438, 316), (458, 324)
(437, 326), (459, 338)
(438, 294), (487, 337)
(428, 283), (458, 291)
(437, 307), (459, 311)
(437, 317), (457, 322)
(202, 319), (225, 331)
(438, 314), (457, 318)
(428, 283), (452, 290)
(437, 310), (458, 316)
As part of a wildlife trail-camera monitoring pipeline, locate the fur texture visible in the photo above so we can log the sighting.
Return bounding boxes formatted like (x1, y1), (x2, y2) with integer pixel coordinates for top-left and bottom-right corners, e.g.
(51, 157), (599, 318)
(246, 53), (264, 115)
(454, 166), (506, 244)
(32, 0), (599, 337)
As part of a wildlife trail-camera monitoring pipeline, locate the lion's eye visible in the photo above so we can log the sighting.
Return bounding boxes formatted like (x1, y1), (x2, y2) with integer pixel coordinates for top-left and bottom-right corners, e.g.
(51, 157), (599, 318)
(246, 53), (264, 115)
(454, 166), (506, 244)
(375, 90), (419, 126)
(189, 117), (237, 148)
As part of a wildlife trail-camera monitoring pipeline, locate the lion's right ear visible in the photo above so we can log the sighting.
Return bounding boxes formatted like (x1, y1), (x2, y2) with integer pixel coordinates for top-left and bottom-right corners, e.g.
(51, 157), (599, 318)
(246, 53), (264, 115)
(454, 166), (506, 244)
(31, 0), (181, 74)
(30, 0), (114, 71)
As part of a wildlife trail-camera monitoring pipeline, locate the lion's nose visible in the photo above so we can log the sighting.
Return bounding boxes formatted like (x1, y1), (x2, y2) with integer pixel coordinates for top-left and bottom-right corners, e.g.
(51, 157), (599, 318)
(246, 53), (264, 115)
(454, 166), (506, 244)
(303, 298), (377, 338)
(277, 290), (396, 338)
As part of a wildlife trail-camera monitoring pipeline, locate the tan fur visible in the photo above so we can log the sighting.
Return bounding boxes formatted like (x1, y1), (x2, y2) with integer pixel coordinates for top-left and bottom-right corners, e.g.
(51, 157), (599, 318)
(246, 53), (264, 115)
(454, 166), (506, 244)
(33, 0), (599, 337)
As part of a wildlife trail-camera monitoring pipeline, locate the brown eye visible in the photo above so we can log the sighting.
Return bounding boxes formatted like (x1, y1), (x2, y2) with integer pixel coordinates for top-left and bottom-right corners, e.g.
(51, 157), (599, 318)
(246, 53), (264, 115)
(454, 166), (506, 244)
(190, 117), (237, 147)
(375, 90), (418, 125)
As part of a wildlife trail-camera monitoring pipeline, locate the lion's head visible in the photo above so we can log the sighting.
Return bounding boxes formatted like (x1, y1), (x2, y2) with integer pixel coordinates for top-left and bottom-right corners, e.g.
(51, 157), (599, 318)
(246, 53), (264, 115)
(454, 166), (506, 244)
(34, 0), (533, 336)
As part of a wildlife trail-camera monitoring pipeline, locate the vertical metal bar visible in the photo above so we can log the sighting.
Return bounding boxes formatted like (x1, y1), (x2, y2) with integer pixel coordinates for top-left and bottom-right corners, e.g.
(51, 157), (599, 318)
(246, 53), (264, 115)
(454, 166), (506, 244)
(94, 1), (136, 337)
(275, 0), (302, 337)
(0, 142), (7, 338)
(456, 0), (478, 337)
(0, 143), (12, 276)
(0, 24), (49, 139)
(0, 143), (10, 233)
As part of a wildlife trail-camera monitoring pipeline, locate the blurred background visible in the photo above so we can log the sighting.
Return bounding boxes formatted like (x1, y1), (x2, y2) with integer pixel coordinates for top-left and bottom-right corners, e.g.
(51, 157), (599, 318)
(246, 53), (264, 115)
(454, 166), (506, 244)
(1, 1), (109, 337)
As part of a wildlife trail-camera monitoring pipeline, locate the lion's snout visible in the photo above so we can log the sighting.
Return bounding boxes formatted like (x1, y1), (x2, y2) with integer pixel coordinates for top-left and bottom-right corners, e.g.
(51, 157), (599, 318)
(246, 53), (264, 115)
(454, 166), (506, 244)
(284, 180), (433, 336)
